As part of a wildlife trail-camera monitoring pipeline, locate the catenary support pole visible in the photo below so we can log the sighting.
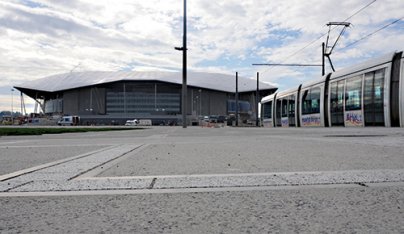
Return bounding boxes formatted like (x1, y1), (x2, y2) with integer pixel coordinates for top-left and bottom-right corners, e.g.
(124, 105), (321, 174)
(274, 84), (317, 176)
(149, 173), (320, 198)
(256, 72), (259, 127)
(322, 42), (325, 76)
(235, 72), (239, 127)
(181, 0), (187, 128)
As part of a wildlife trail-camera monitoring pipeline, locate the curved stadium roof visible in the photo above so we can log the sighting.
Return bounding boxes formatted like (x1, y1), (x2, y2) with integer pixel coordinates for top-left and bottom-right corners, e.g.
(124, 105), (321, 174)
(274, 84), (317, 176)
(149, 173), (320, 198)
(15, 71), (276, 96)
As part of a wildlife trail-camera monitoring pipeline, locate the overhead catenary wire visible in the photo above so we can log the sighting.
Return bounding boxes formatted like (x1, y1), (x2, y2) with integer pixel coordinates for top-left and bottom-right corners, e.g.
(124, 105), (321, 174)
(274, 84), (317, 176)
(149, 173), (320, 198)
(341, 17), (403, 49)
(260, 0), (377, 75)
(253, 63), (322, 67)
(343, 0), (377, 22)
(281, 0), (377, 63)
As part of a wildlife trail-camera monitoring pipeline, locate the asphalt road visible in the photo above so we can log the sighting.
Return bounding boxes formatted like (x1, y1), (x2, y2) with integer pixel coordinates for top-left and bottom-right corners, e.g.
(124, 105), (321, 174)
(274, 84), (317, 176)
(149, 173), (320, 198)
(1, 126), (404, 233)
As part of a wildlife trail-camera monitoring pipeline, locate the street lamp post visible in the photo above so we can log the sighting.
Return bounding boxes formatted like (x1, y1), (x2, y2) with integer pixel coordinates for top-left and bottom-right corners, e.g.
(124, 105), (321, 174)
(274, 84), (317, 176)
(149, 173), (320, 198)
(191, 89), (193, 115)
(11, 88), (14, 125)
(256, 72), (259, 127)
(175, 0), (187, 128)
(235, 72), (239, 127)
(198, 89), (201, 116)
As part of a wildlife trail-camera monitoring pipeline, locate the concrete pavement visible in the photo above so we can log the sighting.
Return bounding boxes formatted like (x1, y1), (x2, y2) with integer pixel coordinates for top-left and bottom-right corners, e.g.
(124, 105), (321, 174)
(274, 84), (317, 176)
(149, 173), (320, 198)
(1, 126), (404, 233)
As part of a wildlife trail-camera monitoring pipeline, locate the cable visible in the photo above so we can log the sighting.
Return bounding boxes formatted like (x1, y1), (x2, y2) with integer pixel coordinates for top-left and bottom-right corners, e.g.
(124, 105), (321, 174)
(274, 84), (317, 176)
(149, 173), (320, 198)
(283, 0), (377, 63)
(260, 0), (377, 75)
(343, 0), (377, 22)
(342, 17), (403, 49)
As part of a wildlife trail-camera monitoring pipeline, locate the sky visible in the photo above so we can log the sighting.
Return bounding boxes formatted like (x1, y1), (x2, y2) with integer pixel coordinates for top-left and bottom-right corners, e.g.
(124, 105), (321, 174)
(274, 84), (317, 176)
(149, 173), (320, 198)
(0, 0), (403, 113)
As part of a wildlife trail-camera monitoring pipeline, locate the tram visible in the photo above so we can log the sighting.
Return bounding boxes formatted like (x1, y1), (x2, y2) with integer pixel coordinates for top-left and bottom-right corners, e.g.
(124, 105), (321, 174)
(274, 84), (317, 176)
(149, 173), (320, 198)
(261, 50), (404, 127)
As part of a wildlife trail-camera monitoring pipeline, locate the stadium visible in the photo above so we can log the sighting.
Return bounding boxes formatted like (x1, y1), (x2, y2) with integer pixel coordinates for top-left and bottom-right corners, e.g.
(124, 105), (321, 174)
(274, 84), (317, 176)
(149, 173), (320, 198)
(14, 71), (277, 125)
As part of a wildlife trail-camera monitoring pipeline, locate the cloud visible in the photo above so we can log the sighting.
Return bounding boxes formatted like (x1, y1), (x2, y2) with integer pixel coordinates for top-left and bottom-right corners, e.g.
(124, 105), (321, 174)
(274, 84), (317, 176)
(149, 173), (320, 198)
(0, 86), (35, 113)
(0, 0), (403, 112)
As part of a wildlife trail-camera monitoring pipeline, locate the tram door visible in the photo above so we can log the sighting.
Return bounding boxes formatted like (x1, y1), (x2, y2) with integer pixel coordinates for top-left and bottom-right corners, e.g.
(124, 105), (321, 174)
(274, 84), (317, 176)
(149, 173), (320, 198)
(330, 80), (345, 126)
(364, 69), (385, 126)
(288, 95), (296, 126)
(276, 99), (282, 127)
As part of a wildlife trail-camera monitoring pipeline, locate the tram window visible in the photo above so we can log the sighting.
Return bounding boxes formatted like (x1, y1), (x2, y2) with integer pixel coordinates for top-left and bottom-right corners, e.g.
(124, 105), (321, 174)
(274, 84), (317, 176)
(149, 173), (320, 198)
(276, 99), (282, 126)
(311, 87), (321, 114)
(302, 90), (310, 115)
(364, 73), (373, 109)
(263, 101), (272, 118)
(281, 99), (288, 117)
(330, 82), (338, 110)
(374, 69), (385, 123)
(337, 81), (345, 107)
(302, 88), (321, 115)
(288, 95), (295, 115)
(374, 69), (384, 102)
(364, 69), (385, 126)
(345, 76), (362, 111)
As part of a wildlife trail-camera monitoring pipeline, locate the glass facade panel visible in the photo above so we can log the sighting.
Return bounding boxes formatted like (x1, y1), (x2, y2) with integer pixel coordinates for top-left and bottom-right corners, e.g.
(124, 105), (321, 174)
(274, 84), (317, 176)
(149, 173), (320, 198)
(106, 83), (180, 115)
(345, 76), (362, 111)
(45, 99), (63, 113)
(227, 100), (251, 113)
(228, 100), (236, 113)
(239, 102), (251, 112)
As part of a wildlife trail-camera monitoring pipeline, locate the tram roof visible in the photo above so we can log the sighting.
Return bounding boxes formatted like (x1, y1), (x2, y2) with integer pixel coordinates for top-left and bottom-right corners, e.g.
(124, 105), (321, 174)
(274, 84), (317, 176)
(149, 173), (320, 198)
(331, 51), (399, 80)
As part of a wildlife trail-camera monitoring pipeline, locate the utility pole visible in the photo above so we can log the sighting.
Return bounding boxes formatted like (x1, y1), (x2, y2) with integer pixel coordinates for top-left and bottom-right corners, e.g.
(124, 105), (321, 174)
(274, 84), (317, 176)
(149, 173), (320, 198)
(182, 0), (187, 128)
(11, 88), (14, 124)
(322, 42), (325, 76)
(256, 72), (259, 127)
(235, 72), (239, 127)
(175, 0), (187, 128)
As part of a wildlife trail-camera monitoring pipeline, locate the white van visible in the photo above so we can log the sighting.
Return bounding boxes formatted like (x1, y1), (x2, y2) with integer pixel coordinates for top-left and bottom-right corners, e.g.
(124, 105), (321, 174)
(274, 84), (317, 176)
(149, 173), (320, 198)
(125, 119), (138, 126)
(57, 116), (80, 126)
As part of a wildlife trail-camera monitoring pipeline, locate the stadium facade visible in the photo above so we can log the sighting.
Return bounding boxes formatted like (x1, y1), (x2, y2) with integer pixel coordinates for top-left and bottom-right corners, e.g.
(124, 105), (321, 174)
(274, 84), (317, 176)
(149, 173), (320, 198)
(14, 71), (277, 125)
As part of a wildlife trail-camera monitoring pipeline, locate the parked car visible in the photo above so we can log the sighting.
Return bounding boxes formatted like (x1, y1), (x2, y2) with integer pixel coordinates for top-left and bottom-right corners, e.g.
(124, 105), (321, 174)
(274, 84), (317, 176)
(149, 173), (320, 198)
(217, 115), (227, 123)
(209, 115), (218, 123)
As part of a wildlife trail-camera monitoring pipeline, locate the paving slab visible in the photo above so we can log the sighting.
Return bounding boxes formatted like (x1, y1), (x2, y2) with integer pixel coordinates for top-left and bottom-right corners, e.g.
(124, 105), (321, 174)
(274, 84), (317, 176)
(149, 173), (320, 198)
(98, 135), (404, 177)
(1, 185), (404, 233)
(1, 144), (143, 192)
(0, 180), (32, 192)
(0, 145), (110, 175)
(153, 174), (287, 189)
(12, 178), (153, 192)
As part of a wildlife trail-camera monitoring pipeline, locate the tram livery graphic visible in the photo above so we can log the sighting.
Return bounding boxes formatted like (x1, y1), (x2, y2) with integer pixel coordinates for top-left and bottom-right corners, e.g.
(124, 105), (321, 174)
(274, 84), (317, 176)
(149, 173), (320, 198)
(260, 51), (404, 127)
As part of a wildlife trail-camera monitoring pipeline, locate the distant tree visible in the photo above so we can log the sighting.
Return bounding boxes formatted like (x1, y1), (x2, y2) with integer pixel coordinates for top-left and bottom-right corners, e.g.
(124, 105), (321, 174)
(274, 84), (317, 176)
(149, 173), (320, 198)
(0, 111), (22, 117)
(0, 111), (11, 117)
